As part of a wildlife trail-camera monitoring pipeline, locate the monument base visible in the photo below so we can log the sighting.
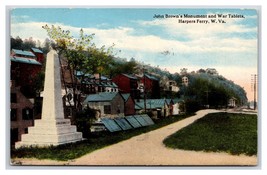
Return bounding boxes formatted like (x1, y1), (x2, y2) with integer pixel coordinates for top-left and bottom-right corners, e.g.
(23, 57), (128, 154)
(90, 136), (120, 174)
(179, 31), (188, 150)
(15, 118), (83, 149)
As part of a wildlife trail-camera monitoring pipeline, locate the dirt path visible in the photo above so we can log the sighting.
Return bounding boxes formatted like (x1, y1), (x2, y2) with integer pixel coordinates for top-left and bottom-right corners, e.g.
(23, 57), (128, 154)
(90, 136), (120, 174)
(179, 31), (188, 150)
(13, 109), (257, 166)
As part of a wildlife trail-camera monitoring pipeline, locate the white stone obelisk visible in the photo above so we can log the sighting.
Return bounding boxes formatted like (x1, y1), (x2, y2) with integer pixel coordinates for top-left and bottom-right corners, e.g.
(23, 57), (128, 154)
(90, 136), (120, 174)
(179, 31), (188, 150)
(15, 49), (83, 148)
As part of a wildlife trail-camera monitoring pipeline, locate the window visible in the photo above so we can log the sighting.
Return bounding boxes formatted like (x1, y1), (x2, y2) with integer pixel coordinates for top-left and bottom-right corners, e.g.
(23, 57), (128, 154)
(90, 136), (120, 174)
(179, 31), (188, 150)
(104, 105), (111, 114)
(11, 93), (17, 103)
(22, 108), (33, 120)
(10, 109), (17, 121)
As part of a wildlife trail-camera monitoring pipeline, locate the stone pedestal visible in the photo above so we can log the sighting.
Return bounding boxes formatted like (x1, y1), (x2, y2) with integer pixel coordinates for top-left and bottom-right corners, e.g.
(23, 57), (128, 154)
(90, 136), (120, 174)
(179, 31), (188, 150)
(15, 49), (83, 148)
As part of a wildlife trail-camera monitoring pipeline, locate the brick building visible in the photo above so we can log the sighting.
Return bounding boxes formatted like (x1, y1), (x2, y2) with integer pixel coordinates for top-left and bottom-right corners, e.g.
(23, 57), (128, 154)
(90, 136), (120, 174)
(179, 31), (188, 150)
(10, 81), (34, 146)
(10, 48), (43, 146)
(140, 74), (160, 99)
(31, 47), (44, 63)
(112, 74), (140, 99)
(10, 48), (42, 97)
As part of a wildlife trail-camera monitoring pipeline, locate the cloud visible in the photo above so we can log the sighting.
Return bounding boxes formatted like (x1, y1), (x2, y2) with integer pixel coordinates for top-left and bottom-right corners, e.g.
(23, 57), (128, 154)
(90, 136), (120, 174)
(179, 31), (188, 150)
(11, 22), (51, 41)
(11, 17), (257, 56)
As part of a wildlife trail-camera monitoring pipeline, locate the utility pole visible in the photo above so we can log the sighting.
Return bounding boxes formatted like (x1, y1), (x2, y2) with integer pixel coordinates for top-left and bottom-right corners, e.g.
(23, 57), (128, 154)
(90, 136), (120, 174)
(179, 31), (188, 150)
(204, 80), (210, 109)
(251, 74), (257, 110)
(143, 67), (147, 112)
(205, 89), (210, 108)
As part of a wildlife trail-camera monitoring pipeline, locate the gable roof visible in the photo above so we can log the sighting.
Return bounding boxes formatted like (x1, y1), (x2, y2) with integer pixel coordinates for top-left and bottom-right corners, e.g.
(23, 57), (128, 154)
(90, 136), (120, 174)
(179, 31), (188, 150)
(12, 49), (36, 57)
(31, 48), (43, 54)
(172, 98), (183, 104)
(83, 92), (119, 103)
(144, 74), (159, 81)
(11, 56), (42, 65)
(135, 99), (167, 109)
(121, 93), (131, 101)
(122, 73), (137, 80)
(76, 71), (111, 81)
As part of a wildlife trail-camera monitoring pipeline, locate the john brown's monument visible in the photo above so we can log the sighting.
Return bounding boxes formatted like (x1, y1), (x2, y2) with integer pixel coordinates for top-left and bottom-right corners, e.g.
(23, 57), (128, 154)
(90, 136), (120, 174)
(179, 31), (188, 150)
(15, 49), (83, 148)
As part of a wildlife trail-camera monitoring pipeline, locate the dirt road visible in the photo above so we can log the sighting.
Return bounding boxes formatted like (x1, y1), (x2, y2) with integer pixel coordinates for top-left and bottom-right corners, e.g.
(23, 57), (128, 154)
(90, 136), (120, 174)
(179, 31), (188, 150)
(13, 109), (257, 166)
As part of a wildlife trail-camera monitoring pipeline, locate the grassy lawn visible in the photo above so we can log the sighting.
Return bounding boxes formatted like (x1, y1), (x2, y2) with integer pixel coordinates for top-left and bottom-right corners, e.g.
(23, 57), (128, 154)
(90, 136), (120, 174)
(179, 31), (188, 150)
(11, 113), (193, 161)
(163, 112), (257, 156)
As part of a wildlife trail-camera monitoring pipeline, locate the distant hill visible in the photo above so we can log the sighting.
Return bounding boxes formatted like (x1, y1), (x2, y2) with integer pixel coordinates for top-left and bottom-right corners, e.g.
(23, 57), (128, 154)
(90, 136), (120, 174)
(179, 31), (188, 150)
(110, 57), (247, 109)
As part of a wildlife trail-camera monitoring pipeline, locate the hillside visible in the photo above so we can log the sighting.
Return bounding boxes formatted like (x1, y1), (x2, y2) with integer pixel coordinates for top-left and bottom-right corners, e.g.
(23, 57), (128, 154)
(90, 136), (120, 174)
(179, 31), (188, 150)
(111, 57), (247, 109)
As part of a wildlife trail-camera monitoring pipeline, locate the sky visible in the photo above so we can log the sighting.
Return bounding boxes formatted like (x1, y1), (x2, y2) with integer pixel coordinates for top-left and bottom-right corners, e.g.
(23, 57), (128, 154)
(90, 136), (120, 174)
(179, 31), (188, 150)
(9, 8), (258, 101)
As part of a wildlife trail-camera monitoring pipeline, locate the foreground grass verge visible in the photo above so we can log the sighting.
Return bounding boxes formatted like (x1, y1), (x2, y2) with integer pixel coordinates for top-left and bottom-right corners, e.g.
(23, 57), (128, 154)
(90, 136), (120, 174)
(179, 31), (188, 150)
(163, 112), (257, 156)
(11, 113), (193, 161)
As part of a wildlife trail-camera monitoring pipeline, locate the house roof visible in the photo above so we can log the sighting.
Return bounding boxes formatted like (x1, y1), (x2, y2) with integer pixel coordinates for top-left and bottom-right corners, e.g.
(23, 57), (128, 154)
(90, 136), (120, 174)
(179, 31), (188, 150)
(145, 74), (159, 81)
(172, 98), (183, 103)
(31, 48), (43, 54)
(76, 71), (110, 80)
(135, 99), (168, 109)
(75, 71), (93, 78)
(122, 73), (137, 80)
(12, 49), (36, 57)
(84, 92), (119, 103)
(121, 93), (131, 101)
(11, 56), (42, 65)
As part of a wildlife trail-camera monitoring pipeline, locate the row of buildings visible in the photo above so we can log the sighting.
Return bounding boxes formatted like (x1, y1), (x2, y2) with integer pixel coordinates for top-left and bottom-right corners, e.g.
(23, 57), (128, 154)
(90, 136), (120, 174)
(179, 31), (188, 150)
(10, 47), (239, 146)
(10, 47), (185, 145)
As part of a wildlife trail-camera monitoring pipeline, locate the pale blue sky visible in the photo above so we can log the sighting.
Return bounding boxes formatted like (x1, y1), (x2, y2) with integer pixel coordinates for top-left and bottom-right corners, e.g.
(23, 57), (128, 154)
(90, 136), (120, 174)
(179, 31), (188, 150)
(10, 8), (258, 100)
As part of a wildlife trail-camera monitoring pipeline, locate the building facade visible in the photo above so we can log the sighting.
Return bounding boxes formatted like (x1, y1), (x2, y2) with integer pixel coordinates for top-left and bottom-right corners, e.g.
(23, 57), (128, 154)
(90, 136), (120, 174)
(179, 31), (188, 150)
(122, 93), (135, 116)
(112, 74), (140, 99)
(10, 48), (42, 97)
(140, 74), (160, 99)
(83, 92), (125, 118)
(10, 82), (34, 146)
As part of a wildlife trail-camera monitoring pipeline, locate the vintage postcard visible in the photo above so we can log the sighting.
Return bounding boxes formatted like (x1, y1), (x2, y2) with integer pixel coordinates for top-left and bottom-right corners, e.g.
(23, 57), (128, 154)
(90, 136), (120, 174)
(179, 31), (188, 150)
(9, 7), (258, 166)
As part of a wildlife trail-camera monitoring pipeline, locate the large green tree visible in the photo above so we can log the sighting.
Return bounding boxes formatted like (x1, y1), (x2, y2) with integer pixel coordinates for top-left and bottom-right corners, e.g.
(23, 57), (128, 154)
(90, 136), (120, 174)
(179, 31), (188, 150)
(42, 25), (114, 115)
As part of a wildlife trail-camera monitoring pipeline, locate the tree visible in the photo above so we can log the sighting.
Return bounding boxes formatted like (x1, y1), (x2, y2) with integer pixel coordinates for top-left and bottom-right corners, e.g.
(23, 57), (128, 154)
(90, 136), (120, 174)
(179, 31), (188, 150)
(10, 36), (23, 50)
(42, 38), (51, 54)
(22, 37), (37, 50)
(42, 25), (114, 116)
(75, 107), (97, 138)
(109, 57), (138, 77)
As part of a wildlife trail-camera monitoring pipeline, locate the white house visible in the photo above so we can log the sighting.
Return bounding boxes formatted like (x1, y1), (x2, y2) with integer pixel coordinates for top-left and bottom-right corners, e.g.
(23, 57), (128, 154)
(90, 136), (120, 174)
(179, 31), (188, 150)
(228, 97), (237, 108)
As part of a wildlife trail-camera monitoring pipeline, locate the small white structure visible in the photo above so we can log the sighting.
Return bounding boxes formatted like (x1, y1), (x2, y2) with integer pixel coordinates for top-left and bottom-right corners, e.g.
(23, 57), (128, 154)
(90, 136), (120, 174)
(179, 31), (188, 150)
(160, 76), (179, 92)
(228, 97), (237, 108)
(15, 49), (83, 148)
(182, 76), (189, 87)
(172, 99), (182, 115)
(167, 80), (179, 92)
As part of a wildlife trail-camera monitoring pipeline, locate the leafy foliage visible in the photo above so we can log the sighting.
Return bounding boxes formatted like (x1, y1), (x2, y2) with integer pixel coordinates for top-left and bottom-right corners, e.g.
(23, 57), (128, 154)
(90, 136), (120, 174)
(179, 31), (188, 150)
(75, 107), (97, 138)
(181, 72), (247, 110)
(42, 25), (115, 112)
(42, 25), (114, 75)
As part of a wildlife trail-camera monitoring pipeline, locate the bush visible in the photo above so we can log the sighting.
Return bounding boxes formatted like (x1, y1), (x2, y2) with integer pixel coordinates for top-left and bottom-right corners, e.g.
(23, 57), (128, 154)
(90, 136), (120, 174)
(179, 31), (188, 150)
(185, 99), (200, 113)
(75, 107), (97, 138)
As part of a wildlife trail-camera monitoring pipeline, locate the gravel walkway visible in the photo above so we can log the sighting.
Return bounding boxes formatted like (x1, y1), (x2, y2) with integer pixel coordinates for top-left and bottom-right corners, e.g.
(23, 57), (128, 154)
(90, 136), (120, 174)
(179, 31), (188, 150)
(12, 109), (257, 166)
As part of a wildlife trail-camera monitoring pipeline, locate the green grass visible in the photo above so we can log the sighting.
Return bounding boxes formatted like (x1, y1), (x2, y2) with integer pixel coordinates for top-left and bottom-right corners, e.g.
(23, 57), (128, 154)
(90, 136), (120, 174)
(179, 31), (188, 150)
(163, 112), (257, 156)
(11, 113), (193, 161)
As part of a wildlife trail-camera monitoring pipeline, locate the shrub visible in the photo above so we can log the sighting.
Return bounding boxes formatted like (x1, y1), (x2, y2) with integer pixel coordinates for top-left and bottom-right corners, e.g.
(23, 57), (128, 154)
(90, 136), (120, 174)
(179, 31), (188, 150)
(75, 107), (97, 138)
